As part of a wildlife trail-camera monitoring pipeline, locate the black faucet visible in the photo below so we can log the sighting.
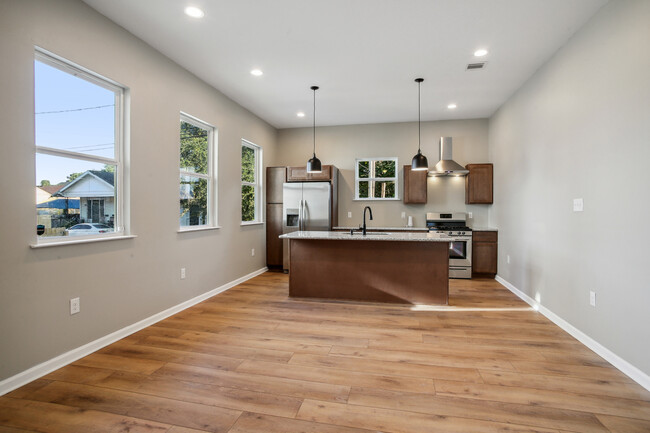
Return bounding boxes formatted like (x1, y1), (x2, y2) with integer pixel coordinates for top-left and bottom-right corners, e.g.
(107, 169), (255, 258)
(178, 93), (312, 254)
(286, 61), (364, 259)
(362, 206), (373, 235)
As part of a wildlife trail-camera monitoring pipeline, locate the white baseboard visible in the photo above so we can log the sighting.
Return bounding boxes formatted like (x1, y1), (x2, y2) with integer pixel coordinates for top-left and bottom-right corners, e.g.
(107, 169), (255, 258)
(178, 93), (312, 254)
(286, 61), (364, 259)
(0, 267), (268, 396)
(495, 274), (650, 392)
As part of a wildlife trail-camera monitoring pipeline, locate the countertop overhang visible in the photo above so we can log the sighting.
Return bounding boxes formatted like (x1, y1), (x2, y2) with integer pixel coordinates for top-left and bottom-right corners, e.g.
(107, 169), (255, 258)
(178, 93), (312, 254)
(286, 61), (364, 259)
(280, 230), (451, 242)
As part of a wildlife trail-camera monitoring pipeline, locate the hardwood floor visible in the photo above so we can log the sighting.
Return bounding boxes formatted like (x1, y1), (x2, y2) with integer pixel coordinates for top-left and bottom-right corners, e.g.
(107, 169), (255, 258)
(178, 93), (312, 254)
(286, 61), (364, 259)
(2, 272), (649, 432)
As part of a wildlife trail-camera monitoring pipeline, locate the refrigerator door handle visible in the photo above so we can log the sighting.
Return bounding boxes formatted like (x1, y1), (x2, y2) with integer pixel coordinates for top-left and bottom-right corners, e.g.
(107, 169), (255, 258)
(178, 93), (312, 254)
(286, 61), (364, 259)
(299, 199), (304, 231)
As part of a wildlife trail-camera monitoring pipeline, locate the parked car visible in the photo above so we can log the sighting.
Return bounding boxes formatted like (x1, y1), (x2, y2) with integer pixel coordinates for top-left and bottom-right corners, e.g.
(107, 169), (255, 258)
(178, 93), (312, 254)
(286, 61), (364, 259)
(65, 223), (112, 236)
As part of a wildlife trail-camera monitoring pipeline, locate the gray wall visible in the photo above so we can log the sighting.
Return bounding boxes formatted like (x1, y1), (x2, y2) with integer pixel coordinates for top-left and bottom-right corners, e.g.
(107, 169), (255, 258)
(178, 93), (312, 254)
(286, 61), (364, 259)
(277, 119), (490, 228)
(489, 0), (650, 375)
(0, 0), (277, 381)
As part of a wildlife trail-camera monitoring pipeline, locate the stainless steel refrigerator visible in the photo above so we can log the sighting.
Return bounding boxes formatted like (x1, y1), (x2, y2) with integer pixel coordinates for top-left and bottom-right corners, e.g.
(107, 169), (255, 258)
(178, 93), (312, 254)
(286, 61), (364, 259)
(282, 182), (332, 271)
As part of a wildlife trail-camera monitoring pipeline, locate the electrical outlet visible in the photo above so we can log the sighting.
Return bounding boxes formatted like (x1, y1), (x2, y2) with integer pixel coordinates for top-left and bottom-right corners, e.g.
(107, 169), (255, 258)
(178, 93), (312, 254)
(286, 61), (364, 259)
(251, 248), (255, 256)
(507, 255), (510, 264)
(401, 212), (406, 219)
(348, 211), (352, 218)
(573, 198), (584, 212)
(70, 297), (80, 315)
(468, 212), (473, 219)
(180, 268), (186, 279)
(589, 290), (596, 307)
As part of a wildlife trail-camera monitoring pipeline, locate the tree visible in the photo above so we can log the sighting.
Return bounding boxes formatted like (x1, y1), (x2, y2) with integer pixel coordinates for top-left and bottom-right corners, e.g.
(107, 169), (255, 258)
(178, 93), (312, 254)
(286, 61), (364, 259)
(39, 180), (51, 187)
(102, 164), (115, 173)
(66, 172), (84, 182)
(241, 146), (255, 221)
(179, 121), (209, 224)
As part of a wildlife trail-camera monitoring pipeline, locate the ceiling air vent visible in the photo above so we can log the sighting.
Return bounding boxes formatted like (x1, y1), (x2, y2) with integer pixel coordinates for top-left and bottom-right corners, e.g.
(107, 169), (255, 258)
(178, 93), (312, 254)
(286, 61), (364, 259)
(466, 62), (486, 71)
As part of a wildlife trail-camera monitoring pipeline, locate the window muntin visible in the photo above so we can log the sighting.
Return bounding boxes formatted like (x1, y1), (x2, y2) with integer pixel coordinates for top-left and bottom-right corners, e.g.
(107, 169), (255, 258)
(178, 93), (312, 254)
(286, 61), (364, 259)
(241, 140), (261, 223)
(355, 158), (398, 200)
(34, 49), (124, 241)
(179, 114), (215, 228)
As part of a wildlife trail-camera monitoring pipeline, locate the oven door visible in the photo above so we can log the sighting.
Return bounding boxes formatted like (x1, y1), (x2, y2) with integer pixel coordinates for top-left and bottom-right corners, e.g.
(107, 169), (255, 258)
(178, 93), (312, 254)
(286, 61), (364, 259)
(448, 236), (472, 267)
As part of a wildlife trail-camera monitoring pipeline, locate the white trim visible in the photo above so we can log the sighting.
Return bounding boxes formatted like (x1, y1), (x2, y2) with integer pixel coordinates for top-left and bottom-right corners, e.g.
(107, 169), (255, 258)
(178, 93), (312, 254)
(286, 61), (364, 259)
(30, 235), (137, 248)
(495, 274), (650, 392)
(241, 139), (262, 223)
(240, 221), (265, 226)
(0, 267), (268, 396)
(177, 225), (222, 233)
(179, 113), (217, 229)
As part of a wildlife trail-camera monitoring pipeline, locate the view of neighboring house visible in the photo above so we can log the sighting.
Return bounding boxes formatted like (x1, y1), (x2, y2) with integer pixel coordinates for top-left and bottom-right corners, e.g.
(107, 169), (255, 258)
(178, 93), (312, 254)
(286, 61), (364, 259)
(56, 170), (115, 226)
(36, 183), (80, 235)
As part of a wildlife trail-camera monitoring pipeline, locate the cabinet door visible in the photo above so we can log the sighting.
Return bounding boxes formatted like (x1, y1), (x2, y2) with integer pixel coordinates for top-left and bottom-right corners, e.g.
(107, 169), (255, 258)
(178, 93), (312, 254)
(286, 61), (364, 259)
(287, 165), (332, 181)
(266, 203), (283, 267)
(266, 167), (286, 204)
(403, 165), (427, 204)
(472, 241), (498, 275)
(465, 163), (493, 204)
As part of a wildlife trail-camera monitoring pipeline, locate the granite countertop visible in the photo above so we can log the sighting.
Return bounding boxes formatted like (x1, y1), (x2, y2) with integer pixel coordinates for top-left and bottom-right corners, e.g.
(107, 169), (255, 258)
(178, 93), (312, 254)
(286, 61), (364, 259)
(333, 226), (428, 232)
(470, 227), (499, 231)
(280, 231), (452, 242)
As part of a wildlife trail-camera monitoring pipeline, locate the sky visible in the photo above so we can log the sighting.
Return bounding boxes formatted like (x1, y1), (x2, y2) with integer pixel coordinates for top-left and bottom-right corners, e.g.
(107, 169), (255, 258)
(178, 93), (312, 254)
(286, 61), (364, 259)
(35, 59), (116, 185)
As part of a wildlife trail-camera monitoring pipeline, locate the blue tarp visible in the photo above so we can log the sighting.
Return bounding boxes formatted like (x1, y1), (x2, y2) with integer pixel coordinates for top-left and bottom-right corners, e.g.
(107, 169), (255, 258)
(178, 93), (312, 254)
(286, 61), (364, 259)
(37, 198), (80, 209)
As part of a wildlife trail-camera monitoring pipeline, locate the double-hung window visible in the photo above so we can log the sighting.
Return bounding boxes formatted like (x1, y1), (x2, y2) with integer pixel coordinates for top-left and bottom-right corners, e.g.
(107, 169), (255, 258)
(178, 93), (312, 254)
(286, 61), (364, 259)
(179, 113), (216, 228)
(241, 140), (262, 223)
(34, 48), (125, 242)
(355, 157), (399, 200)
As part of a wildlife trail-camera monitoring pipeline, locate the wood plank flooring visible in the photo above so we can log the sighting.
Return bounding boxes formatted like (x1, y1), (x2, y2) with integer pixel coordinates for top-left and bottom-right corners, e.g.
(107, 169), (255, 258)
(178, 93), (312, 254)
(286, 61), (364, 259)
(2, 272), (649, 432)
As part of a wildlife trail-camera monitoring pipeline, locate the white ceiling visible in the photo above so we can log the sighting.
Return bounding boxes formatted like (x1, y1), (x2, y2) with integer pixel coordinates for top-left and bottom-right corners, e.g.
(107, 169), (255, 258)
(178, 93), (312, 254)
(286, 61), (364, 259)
(82, 0), (607, 129)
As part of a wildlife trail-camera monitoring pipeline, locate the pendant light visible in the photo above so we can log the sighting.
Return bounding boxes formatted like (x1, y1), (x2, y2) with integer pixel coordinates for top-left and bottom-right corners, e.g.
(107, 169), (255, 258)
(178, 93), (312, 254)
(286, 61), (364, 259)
(411, 78), (429, 171)
(306, 85), (322, 173)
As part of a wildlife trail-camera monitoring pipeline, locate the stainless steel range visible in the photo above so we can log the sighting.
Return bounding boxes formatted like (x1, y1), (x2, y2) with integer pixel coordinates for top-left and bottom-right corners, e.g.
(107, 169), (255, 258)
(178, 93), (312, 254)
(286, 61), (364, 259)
(426, 212), (472, 279)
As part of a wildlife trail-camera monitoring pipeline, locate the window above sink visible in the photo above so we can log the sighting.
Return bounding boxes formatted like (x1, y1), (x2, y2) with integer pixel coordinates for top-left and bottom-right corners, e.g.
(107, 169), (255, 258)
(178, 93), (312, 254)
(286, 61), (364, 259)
(354, 157), (399, 201)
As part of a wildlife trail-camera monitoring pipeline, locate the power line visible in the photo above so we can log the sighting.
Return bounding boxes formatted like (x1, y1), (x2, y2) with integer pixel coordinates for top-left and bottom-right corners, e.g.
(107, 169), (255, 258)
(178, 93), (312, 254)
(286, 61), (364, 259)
(35, 104), (114, 115)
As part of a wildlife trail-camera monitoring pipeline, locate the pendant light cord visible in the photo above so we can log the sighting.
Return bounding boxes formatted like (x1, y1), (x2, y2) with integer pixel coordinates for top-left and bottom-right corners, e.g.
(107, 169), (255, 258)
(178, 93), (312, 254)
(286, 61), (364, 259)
(418, 80), (421, 153)
(311, 85), (319, 157)
(313, 87), (316, 157)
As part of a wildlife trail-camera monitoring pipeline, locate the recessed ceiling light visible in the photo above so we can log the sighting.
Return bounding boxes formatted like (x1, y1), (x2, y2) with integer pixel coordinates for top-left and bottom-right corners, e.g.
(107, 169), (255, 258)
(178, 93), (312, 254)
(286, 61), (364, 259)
(474, 49), (488, 57)
(447, 103), (457, 109)
(184, 6), (205, 18)
(296, 112), (305, 118)
(250, 69), (263, 76)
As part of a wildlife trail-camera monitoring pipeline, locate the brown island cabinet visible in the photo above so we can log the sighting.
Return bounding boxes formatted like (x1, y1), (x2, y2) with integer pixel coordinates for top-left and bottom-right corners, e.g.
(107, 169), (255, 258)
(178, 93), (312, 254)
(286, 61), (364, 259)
(279, 231), (451, 304)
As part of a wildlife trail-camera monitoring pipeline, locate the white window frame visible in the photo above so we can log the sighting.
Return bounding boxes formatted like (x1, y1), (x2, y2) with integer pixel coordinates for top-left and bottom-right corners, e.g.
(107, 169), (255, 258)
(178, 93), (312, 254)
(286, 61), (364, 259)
(33, 48), (128, 246)
(241, 139), (263, 225)
(354, 157), (400, 200)
(179, 112), (217, 231)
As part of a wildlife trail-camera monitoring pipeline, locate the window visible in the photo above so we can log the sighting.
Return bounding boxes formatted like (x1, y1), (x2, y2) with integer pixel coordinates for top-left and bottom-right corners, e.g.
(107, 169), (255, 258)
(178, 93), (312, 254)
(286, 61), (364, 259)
(179, 113), (216, 228)
(34, 48), (125, 241)
(355, 157), (399, 200)
(241, 140), (262, 223)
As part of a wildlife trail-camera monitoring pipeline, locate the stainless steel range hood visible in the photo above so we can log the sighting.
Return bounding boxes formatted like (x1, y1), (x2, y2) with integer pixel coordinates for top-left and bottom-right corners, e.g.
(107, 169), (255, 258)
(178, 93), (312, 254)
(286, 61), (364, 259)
(428, 137), (469, 177)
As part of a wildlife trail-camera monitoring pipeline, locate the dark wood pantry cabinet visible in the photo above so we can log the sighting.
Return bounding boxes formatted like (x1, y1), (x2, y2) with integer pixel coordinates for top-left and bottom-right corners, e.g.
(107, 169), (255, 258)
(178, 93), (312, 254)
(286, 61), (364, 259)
(265, 167), (286, 269)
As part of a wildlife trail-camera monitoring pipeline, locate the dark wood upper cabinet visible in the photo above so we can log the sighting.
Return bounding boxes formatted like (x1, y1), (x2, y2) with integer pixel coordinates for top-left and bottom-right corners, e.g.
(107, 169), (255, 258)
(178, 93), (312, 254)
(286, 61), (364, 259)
(266, 167), (286, 204)
(403, 165), (427, 204)
(465, 163), (493, 204)
(287, 165), (333, 182)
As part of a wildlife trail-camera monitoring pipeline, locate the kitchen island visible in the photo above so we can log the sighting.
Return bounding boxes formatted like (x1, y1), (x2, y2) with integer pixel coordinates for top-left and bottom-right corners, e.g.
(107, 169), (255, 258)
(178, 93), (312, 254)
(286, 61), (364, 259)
(279, 231), (451, 304)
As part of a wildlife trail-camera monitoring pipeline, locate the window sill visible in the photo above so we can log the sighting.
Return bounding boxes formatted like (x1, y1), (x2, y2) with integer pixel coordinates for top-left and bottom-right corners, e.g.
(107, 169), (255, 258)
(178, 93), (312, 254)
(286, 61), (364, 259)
(241, 221), (264, 226)
(177, 226), (222, 233)
(30, 234), (137, 249)
(353, 198), (401, 201)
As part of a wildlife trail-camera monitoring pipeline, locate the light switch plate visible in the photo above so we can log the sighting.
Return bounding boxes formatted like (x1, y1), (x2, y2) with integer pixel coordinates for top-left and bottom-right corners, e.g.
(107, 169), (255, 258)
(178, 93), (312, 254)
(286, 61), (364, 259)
(347, 211), (352, 218)
(573, 198), (584, 212)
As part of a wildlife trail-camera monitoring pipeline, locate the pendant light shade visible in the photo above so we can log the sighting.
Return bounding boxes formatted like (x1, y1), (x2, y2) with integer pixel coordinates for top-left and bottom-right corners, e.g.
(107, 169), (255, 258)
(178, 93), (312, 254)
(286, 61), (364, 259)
(411, 78), (429, 171)
(306, 85), (322, 173)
